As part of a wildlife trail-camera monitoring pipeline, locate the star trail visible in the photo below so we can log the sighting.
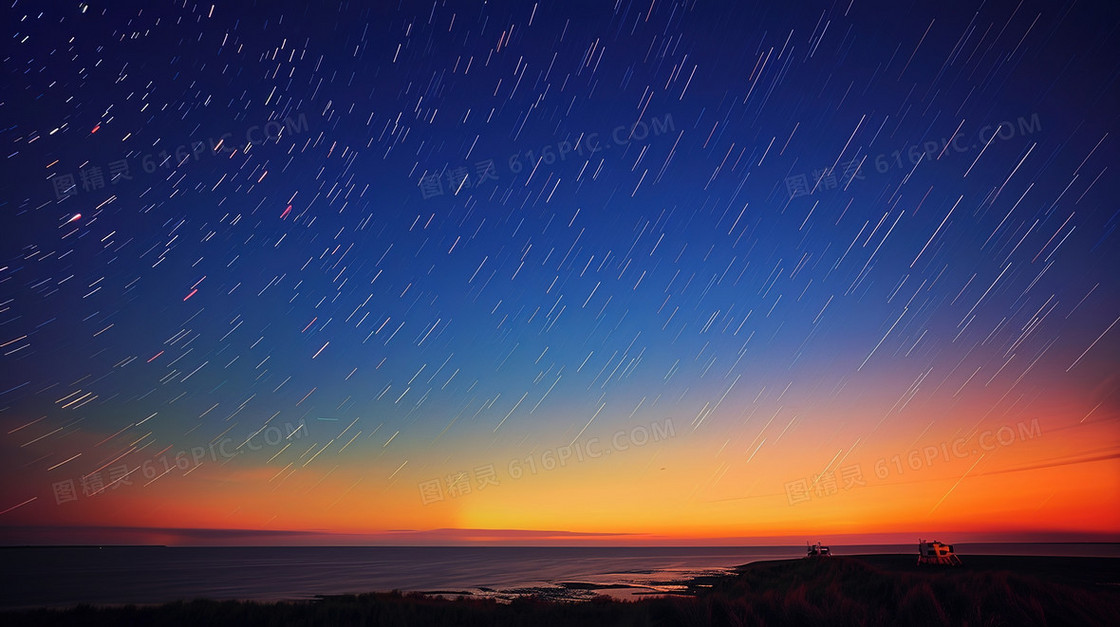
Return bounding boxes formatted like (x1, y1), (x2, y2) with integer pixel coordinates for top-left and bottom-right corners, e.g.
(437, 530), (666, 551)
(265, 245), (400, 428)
(1, 0), (1118, 544)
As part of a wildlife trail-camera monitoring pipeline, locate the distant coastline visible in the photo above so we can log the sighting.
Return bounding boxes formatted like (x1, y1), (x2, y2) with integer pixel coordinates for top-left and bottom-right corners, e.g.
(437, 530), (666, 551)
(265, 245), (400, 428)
(4, 553), (1118, 626)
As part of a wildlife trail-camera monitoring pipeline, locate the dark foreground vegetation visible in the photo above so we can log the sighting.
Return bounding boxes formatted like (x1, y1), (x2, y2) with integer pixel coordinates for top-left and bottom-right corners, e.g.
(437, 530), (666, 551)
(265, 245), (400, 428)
(6, 555), (1118, 626)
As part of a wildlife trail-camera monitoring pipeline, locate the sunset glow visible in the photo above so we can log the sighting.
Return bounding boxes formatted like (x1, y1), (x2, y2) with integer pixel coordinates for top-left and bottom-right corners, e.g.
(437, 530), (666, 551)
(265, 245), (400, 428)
(3, 0), (1118, 550)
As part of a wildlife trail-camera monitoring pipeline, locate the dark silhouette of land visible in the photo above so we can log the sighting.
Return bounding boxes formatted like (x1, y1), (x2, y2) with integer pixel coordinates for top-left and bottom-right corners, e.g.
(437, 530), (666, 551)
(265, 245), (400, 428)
(4, 554), (1117, 626)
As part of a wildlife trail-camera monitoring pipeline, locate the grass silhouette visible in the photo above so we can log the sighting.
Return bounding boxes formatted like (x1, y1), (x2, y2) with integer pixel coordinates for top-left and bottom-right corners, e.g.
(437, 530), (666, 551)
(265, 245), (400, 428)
(5, 555), (1117, 626)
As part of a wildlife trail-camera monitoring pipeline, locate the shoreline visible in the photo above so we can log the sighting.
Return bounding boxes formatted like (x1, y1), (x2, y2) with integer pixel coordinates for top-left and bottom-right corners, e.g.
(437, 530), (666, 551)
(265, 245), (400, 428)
(5, 553), (1118, 625)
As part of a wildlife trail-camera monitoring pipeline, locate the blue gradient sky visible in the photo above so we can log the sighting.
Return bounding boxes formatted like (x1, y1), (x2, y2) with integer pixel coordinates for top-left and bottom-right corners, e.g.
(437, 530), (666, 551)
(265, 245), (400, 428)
(2, 0), (1118, 544)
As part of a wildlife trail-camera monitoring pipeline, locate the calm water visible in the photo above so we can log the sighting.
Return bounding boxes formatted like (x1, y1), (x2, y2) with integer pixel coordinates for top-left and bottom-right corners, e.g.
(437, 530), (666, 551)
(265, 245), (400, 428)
(2, 544), (1116, 609)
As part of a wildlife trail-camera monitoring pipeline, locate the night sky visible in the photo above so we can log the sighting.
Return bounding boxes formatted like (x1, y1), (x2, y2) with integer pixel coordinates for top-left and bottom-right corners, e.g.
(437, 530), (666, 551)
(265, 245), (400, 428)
(2, 0), (1118, 545)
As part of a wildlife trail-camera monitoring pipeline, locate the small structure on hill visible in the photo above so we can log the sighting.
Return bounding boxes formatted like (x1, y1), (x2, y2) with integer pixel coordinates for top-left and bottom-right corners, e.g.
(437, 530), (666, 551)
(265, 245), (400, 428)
(805, 541), (831, 558)
(917, 539), (961, 565)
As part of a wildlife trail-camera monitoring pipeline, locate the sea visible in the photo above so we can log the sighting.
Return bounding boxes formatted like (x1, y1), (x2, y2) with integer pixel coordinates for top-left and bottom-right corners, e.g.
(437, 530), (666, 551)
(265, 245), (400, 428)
(2, 543), (1117, 609)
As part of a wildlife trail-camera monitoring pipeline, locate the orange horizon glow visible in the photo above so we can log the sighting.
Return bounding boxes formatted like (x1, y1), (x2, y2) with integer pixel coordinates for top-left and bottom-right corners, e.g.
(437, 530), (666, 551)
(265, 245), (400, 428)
(5, 0), (1120, 568)
(4, 379), (1117, 547)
